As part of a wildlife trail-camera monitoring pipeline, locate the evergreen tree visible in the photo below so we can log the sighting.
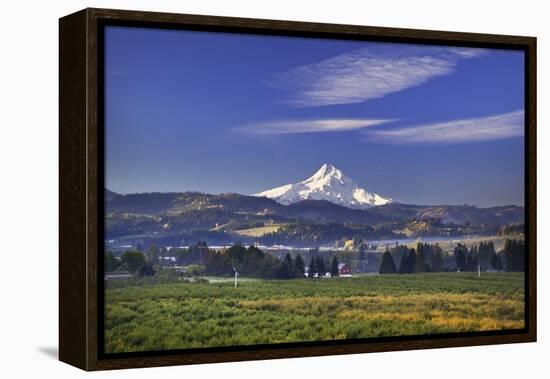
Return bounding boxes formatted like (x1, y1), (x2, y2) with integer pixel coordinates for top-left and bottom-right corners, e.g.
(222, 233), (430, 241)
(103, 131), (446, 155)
(398, 251), (408, 274)
(309, 257), (317, 278)
(330, 256), (340, 277)
(476, 242), (490, 271)
(454, 244), (467, 272)
(431, 250), (444, 272)
(408, 248), (417, 273)
(398, 248), (417, 274)
(397, 253), (409, 274)
(472, 245), (479, 271)
(284, 253), (293, 270)
(379, 250), (397, 274)
(466, 250), (477, 272)
(294, 254), (306, 277)
(484, 241), (496, 271)
(415, 243), (426, 273)
(316, 256), (326, 276)
(390, 244), (409, 272)
(503, 239), (525, 272)
(276, 260), (293, 279)
(490, 252), (503, 271)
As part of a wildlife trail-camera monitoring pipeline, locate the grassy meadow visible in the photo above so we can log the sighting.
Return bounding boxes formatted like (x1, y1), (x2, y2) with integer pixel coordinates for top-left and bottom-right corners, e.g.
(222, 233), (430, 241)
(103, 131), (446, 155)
(104, 272), (524, 353)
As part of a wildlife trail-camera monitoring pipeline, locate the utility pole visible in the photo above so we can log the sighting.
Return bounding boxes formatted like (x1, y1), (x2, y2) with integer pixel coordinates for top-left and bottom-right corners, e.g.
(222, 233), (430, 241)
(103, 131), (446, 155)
(232, 266), (239, 288)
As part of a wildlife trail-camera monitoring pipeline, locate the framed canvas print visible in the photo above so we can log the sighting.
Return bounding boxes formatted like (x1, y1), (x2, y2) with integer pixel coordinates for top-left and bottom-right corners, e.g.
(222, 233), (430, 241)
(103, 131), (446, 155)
(59, 8), (536, 371)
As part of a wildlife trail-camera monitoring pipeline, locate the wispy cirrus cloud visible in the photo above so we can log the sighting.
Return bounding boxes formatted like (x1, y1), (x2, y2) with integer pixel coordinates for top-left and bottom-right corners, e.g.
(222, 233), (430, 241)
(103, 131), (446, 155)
(365, 110), (524, 144)
(268, 45), (487, 107)
(236, 118), (394, 135)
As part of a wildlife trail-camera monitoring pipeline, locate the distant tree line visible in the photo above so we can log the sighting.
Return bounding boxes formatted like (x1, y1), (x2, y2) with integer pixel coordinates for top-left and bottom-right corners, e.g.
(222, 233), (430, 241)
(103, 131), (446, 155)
(502, 239), (525, 272)
(306, 255), (340, 278)
(378, 239), (525, 274)
(106, 238), (525, 280)
(453, 240), (525, 272)
(380, 242), (446, 274)
(104, 250), (155, 277)
(204, 244), (311, 280)
(202, 243), (347, 280)
(170, 241), (209, 265)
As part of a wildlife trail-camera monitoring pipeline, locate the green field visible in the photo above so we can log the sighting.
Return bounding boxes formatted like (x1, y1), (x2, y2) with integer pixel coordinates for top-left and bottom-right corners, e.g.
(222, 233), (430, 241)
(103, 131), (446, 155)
(232, 224), (283, 237)
(104, 273), (524, 353)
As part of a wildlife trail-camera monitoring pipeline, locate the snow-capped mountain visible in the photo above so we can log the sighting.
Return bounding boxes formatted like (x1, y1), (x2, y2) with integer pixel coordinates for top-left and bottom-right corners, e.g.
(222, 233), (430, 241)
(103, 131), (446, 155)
(254, 164), (392, 209)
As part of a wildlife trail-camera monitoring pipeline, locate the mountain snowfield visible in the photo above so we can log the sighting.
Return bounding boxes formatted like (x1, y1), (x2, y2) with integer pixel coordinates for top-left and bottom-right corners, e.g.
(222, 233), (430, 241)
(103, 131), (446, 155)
(254, 164), (392, 209)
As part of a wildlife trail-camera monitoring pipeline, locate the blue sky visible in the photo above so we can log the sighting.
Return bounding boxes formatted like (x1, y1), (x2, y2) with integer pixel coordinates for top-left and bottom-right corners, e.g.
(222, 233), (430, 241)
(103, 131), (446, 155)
(104, 26), (525, 207)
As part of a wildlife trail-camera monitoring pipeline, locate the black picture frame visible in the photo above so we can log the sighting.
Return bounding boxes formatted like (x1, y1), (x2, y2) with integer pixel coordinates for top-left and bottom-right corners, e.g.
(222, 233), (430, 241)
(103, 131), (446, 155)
(59, 8), (537, 371)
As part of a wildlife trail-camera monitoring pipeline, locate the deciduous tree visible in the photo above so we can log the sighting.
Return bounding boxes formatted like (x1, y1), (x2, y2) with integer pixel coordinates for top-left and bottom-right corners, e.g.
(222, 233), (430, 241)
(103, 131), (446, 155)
(121, 250), (146, 273)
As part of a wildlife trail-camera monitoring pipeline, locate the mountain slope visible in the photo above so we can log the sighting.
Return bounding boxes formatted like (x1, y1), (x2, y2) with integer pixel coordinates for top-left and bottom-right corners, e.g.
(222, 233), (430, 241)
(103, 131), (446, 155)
(105, 189), (523, 227)
(104, 189), (524, 245)
(254, 163), (392, 209)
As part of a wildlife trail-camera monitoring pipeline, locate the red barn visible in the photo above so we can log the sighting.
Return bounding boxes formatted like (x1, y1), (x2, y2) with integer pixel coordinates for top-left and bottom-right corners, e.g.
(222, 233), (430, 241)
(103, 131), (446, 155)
(338, 263), (351, 276)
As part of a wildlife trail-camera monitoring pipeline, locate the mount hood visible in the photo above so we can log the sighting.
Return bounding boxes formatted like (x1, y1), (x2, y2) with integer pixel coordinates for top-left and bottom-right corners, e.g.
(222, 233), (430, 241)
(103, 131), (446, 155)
(254, 164), (392, 209)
